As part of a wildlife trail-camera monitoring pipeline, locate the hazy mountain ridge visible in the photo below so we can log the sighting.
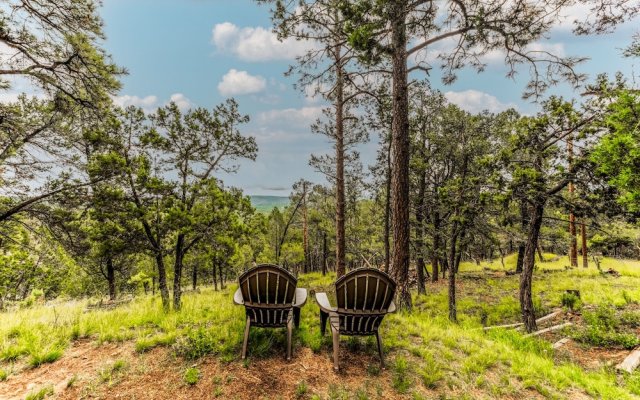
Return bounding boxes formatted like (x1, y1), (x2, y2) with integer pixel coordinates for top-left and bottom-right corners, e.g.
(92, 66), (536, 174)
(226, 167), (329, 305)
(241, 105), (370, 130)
(249, 195), (290, 213)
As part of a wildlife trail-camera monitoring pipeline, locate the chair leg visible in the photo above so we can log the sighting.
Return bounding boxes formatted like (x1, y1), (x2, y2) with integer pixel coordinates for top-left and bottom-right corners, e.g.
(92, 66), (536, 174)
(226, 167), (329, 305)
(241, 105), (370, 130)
(286, 318), (293, 361)
(293, 307), (301, 328)
(320, 310), (329, 335)
(242, 317), (251, 359)
(332, 326), (340, 372)
(376, 331), (385, 369)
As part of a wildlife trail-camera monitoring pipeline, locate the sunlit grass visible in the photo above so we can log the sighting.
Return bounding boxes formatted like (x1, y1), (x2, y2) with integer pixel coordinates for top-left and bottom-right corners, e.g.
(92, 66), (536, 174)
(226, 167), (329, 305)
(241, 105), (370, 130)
(0, 257), (639, 398)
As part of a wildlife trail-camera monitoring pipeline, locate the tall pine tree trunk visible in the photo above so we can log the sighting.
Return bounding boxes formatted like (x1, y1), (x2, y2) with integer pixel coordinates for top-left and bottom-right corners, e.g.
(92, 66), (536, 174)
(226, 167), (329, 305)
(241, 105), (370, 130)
(212, 257), (218, 291)
(218, 263), (225, 289)
(389, 0), (412, 310)
(302, 181), (309, 273)
(581, 221), (588, 268)
(516, 200), (527, 273)
(431, 212), (440, 282)
(334, 44), (346, 278)
(448, 224), (458, 322)
(520, 201), (545, 332)
(322, 231), (327, 276)
(415, 169), (427, 294)
(173, 233), (185, 310)
(155, 253), (169, 311)
(107, 257), (116, 301)
(383, 137), (392, 273)
(568, 135), (578, 267)
(192, 263), (197, 291)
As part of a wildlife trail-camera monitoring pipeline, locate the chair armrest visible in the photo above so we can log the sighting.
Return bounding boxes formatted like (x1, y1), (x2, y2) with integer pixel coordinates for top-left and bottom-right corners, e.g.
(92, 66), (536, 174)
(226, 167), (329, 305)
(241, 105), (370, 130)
(387, 300), (397, 314)
(315, 292), (336, 313)
(293, 288), (308, 308)
(233, 288), (244, 305)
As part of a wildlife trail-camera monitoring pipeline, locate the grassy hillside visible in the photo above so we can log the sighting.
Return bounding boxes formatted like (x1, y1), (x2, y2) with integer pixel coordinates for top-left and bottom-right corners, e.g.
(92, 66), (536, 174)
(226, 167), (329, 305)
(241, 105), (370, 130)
(1, 257), (640, 399)
(249, 195), (290, 213)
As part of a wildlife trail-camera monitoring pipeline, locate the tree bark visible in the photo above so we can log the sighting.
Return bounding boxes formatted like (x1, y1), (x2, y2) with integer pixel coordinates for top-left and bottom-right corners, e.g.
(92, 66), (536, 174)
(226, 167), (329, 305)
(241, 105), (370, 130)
(155, 253), (169, 310)
(448, 224), (459, 322)
(581, 221), (588, 268)
(384, 134), (392, 273)
(218, 262), (225, 289)
(568, 134), (578, 267)
(520, 201), (545, 332)
(516, 200), (528, 273)
(431, 212), (440, 282)
(335, 45), (346, 278)
(173, 233), (185, 310)
(192, 263), (197, 291)
(302, 181), (309, 273)
(212, 257), (218, 291)
(389, 0), (412, 311)
(322, 231), (327, 276)
(107, 257), (116, 301)
(415, 168), (427, 294)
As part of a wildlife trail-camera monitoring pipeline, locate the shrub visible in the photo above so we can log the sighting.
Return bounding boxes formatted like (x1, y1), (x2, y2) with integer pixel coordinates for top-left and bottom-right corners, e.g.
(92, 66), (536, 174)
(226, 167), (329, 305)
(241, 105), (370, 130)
(295, 380), (308, 398)
(184, 367), (200, 385)
(572, 304), (640, 349)
(561, 292), (581, 311)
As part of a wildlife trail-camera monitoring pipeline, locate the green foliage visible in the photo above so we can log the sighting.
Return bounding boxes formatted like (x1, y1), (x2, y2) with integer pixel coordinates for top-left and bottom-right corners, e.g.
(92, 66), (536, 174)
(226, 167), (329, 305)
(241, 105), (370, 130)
(392, 356), (413, 394)
(561, 292), (582, 311)
(28, 348), (63, 368)
(0, 368), (7, 381)
(135, 332), (177, 353)
(183, 367), (200, 385)
(592, 89), (640, 212)
(572, 304), (640, 349)
(295, 380), (308, 398)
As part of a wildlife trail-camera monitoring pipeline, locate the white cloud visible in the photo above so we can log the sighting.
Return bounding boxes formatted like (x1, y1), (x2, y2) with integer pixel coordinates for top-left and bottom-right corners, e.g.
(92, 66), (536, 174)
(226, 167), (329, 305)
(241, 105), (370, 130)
(112, 93), (193, 112)
(258, 106), (324, 128)
(218, 69), (266, 96)
(168, 93), (192, 110)
(112, 94), (159, 110)
(212, 22), (313, 62)
(444, 90), (517, 113)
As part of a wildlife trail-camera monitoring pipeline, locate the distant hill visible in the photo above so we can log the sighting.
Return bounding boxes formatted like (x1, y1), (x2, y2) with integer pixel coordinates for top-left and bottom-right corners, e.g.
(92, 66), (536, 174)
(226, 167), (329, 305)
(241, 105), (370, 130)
(250, 195), (290, 213)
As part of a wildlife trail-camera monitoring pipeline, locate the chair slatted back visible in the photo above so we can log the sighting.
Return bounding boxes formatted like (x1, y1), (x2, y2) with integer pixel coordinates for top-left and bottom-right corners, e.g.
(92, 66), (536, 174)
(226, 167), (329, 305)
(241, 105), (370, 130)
(238, 264), (297, 327)
(333, 268), (396, 335)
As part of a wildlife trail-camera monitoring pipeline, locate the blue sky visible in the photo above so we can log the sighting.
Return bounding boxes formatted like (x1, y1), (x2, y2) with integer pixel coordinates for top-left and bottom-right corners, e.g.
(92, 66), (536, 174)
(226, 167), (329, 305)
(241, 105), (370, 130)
(98, 0), (639, 196)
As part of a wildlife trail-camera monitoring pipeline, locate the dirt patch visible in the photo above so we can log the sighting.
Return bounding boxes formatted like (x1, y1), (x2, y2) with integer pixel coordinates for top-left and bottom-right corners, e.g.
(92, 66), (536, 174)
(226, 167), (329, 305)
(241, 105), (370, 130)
(4, 339), (404, 400)
(554, 340), (631, 370)
(0, 340), (134, 400)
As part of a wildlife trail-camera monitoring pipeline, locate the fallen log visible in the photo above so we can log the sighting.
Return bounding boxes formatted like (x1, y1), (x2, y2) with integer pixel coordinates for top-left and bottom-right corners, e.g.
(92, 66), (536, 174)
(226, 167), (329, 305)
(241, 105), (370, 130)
(482, 322), (524, 331)
(536, 310), (562, 324)
(552, 337), (571, 349)
(616, 348), (640, 373)
(482, 310), (563, 331)
(524, 322), (573, 337)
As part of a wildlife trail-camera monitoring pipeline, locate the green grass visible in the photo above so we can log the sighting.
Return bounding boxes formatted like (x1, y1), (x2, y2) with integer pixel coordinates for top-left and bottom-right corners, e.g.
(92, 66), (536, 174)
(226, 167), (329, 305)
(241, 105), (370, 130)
(1, 256), (639, 399)
(98, 359), (129, 384)
(24, 385), (53, 400)
(183, 366), (200, 385)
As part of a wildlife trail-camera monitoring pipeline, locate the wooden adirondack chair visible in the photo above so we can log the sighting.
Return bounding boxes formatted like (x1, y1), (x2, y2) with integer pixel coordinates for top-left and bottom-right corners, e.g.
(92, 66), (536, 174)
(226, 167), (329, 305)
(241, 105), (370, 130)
(233, 264), (307, 360)
(316, 268), (396, 371)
